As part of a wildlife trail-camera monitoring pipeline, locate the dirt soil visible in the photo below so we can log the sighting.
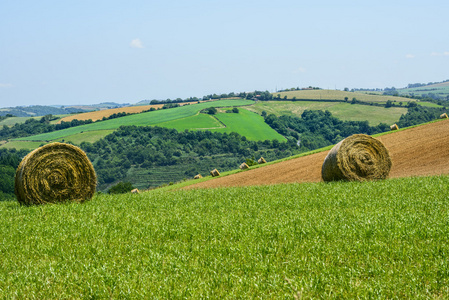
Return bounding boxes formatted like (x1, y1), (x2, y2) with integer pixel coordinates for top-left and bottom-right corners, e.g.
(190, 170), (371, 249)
(185, 119), (449, 189)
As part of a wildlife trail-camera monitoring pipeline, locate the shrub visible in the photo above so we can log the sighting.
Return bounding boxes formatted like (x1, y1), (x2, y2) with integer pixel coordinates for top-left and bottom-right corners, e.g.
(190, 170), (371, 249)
(108, 182), (135, 194)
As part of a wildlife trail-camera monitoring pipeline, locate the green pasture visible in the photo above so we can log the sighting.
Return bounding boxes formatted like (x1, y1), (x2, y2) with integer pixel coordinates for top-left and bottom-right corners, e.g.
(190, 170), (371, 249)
(211, 108), (286, 141)
(157, 113), (223, 131)
(0, 140), (45, 150)
(0, 130), (115, 150)
(274, 89), (413, 104)
(416, 101), (444, 108)
(246, 101), (407, 125)
(1, 175), (449, 298)
(14, 100), (254, 142)
(156, 109), (285, 141)
(399, 84), (449, 97)
(0, 115), (65, 127)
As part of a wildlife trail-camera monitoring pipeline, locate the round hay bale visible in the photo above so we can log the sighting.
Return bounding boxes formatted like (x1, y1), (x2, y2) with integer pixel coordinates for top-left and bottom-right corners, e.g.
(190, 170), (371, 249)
(240, 162), (249, 170)
(390, 124), (399, 131)
(210, 169), (220, 177)
(258, 157), (267, 164)
(321, 134), (391, 182)
(15, 142), (97, 205)
(194, 174), (202, 179)
(440, 113), (448, 119)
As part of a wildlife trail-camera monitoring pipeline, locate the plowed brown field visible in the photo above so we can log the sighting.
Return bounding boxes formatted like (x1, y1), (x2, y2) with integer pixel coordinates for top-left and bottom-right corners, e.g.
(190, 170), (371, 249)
(185, 119), (449, 189)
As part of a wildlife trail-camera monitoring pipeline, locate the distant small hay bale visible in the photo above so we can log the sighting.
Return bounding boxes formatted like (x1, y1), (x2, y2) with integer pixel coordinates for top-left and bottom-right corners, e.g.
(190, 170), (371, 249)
(210, 169), (220, 177)
(194, 174), (203, 179)
(15, 142), (97, 205)
(258, 157), (267, 164)
(390, 124), (399, 131)
(440, 113), (448, 119)
(240, 162), (249, 170)
(131, 188), (140, 194)
(321, 134), (391, 182)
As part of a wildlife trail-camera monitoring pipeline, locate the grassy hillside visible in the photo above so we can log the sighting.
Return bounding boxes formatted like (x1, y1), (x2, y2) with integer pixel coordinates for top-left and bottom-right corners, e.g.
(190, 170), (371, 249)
(1, 175), (448, 298)
(14, 100), (254, 142)
(399, 81), (449, 98)
(245, 101), (407, 125)
(273, 89), (413, 104)
(0, 115), (65, 127)
(158, 108), (286, 141)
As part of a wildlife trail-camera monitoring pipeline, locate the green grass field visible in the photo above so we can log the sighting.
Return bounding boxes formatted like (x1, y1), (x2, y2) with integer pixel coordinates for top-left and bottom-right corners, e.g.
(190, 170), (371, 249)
(1, 175), (449, 298)
(14, 100), (254, 142)
(157, 113), (224, 131)
(210, 109), (286, 141)
(0, 115), (66, 126)
(274, 89), (413, 104)
(245, 101), (407, 125)
(399, 82), (449, 98)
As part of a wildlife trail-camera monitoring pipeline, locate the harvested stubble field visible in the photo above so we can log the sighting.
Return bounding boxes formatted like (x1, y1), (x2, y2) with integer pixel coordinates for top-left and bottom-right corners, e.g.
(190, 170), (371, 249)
(186, 119), (449, 189)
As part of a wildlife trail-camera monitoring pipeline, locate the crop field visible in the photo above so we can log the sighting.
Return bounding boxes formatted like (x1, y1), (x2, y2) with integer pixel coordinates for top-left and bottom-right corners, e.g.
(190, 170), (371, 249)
(1, 176), (449, 298)
(210, 108), (286, 141)
(399, 81), (449, 98)
(57, 103), (198, 123)
(157, 113), (223, 131)
(0, 115), (65, 127)
(274, 89), (413, 104)
(245, 101), (407, 125)
(14, 100), (254, 142)
(152, 109), (285, 141)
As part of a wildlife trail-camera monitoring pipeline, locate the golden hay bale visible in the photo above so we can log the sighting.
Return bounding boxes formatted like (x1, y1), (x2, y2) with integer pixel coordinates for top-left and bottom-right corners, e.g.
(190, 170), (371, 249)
(240, 162), (249, 170)
(390, 124), (399, 131)
(258, 157), (267, 164)
(15, 142), (97, 205)
(440, 113), (448, 119)
(194, 174), (203, 179)
(321, 134), (391, 182)
(210, 169), (220, 177)
(131, 188), (140, 194)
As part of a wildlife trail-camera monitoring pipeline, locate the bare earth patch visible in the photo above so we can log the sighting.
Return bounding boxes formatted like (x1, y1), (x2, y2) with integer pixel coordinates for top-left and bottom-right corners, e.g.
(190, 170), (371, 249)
(185, 119), (449, 189)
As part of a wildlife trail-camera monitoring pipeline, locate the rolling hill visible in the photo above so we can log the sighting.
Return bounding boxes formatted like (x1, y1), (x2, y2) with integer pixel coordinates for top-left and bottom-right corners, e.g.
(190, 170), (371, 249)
(184, 119), (449, 189)
(12, 99), (275, 143)
(398, 80), (449, 99)
(273, 89), (414, 104)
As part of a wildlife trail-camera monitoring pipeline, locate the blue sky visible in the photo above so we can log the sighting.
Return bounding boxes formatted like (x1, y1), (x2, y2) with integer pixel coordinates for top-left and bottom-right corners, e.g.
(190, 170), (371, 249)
(1, 0), (448, 107)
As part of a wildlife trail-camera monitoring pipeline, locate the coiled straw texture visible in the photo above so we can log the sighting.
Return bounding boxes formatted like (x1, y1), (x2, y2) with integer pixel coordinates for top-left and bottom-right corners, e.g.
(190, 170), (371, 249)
(15, 143), (97, 205)
(321, 134), (391, 182)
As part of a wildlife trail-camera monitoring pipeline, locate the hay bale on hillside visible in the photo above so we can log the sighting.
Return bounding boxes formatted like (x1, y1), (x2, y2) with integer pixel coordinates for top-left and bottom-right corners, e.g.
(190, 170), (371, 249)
(15, 142), (97, 205)
(390, 124), (399, 131)
(321, 134), (391, 182)
(258, 157), (267, 164)
(194, 174), (202, 179)
(440, 113), (448, 119)
(210, 169), (220, 177)
(131, 188), (140, 194)
(240, 162), (249, 170)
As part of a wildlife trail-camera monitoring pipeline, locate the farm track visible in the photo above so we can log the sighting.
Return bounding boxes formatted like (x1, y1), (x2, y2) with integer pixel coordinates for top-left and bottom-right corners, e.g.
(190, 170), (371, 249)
(185, 119), (449, 189)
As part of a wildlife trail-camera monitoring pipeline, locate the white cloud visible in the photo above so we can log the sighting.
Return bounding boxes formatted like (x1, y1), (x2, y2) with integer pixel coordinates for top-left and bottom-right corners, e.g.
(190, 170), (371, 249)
(405, 54), (415, 59)
(293, 67), (307, 73)
(0, 83), (13, 88)
(431, 51), (449, 56)
(130, 38), (144, 49)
